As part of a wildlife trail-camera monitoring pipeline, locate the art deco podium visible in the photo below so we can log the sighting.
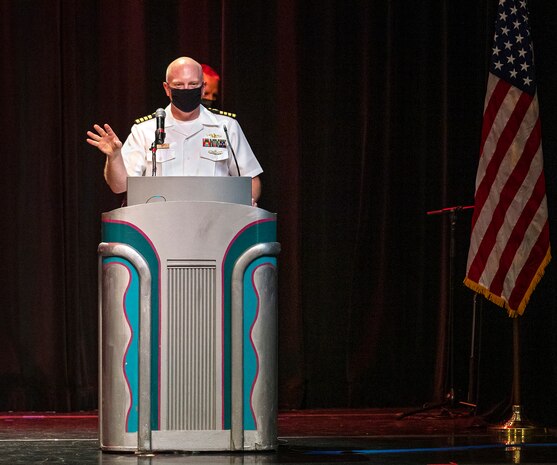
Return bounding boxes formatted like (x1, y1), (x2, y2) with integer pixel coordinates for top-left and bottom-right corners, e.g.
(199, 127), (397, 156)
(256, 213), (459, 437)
(98, 177), (280, 452)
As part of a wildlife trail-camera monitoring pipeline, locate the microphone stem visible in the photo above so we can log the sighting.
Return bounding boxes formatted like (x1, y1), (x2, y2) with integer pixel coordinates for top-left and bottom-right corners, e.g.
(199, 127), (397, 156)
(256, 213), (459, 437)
(223, 126), (241, 176)
(151, 142), (157, 176)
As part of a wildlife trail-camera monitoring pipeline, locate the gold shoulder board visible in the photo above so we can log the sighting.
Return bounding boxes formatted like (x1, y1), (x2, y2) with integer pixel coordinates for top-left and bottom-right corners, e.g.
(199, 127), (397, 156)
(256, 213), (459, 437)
(134, 113), (155, 124)
(207, 107), (237, 119)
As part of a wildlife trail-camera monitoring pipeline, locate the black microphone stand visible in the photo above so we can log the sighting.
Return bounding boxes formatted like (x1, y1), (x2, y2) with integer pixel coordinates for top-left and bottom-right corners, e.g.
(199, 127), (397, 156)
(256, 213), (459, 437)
(399, 205), (479, 419)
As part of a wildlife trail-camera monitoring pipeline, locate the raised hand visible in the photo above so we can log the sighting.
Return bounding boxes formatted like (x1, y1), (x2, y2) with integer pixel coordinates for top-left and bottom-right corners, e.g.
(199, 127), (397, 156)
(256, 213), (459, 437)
(86, 123), (123, 159)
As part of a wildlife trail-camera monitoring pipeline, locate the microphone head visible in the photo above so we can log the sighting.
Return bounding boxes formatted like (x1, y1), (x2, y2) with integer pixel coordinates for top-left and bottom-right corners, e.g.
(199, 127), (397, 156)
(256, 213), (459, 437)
(155, 108), (166, 118)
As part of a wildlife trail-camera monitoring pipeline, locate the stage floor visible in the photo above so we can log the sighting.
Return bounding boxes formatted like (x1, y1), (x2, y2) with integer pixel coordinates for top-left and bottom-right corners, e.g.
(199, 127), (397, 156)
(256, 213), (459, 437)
(0, 409), (556, 464)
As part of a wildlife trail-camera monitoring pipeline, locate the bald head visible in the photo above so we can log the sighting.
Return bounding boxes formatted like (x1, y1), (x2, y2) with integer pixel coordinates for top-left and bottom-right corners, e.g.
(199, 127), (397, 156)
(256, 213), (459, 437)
(165, 57), (203, 83)
(163, 57), (205, 120)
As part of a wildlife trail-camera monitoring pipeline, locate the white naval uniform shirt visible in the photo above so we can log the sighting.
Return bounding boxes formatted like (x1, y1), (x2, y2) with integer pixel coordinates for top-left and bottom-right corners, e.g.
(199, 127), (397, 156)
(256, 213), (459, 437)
(121, 105), (263, 179)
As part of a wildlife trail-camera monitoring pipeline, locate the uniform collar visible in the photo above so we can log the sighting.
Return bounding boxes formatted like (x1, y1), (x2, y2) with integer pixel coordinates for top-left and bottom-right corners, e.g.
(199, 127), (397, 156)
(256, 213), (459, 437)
(165, 104), (222, 138)
(199, 105), (221, 126)
(164, 104), (220, 127)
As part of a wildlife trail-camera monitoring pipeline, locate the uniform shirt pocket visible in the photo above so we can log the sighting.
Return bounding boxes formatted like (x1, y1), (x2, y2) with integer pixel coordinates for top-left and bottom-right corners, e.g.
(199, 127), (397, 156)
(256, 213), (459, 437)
(155, 148), (176, 163)
(200, 134), (229, 162)
(200, 147), (229, 162)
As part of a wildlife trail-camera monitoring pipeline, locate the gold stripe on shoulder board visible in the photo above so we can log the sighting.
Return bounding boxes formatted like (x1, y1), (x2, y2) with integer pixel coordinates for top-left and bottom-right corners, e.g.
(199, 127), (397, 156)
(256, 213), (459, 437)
(134, 113), (155, 124)
(207, 107), (237, 119)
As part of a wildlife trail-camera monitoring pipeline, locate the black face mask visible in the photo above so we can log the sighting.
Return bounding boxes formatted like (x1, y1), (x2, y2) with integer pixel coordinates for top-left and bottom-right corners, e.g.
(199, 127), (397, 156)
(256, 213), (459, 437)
(170, 86), (202, 113)
(201, 98), (219, 109)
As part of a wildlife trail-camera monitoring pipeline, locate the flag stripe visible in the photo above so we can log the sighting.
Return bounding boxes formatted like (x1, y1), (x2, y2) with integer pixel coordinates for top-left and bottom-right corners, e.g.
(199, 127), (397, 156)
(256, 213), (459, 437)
(466, 85), (541, 273)
(489, 166), (545, 295)
(470, 77), (512, 233)
(478, 78), (512, 157)
(470, 90), (533, 231)
(508, 219), (550, 313)
(467, 115), (541, 283)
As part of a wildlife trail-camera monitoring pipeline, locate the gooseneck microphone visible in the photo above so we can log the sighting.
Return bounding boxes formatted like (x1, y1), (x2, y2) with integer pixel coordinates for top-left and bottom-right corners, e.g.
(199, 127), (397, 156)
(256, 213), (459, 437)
(223, 125), (241, 176)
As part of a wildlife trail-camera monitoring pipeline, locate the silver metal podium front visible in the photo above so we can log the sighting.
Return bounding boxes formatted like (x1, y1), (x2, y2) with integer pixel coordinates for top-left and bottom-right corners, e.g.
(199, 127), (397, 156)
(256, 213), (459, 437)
(98, 178), (279, 452)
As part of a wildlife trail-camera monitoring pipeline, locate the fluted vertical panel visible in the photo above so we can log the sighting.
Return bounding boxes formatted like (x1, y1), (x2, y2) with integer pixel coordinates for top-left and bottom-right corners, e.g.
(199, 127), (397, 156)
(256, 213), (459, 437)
(167, 263), (216, 430)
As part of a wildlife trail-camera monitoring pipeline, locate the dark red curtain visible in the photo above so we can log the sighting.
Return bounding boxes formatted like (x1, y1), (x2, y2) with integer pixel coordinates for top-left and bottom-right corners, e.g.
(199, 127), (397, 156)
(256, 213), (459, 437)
(1, 0), (557, 424)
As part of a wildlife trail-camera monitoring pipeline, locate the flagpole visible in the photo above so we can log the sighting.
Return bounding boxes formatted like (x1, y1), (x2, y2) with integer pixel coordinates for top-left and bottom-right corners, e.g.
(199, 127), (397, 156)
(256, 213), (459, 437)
(490, 318), (546, 442)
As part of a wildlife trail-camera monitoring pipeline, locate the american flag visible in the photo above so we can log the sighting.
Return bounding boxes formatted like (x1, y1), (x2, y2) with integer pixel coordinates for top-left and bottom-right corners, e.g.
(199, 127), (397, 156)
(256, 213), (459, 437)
(464, 0), (551, 316)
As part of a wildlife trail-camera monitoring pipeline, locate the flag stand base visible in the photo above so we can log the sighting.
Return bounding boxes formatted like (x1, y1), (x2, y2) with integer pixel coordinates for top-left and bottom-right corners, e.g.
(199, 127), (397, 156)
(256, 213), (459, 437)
(488, 320), (548, 444)
(489, 404), (547, 443)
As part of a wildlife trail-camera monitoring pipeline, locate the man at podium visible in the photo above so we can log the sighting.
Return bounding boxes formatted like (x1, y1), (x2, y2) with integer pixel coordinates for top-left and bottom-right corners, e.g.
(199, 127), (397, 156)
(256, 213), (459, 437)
(86, 56), (262, 204)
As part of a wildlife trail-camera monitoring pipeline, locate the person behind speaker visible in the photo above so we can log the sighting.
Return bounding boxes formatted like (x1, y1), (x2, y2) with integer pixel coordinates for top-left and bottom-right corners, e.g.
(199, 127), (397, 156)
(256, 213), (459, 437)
(86, 56), (262, 203)
(201, 63), (220, 109)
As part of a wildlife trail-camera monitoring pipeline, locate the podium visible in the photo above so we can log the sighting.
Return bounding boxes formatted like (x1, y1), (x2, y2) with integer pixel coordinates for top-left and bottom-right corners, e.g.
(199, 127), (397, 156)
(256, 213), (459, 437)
(98, 177), (280, 452)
